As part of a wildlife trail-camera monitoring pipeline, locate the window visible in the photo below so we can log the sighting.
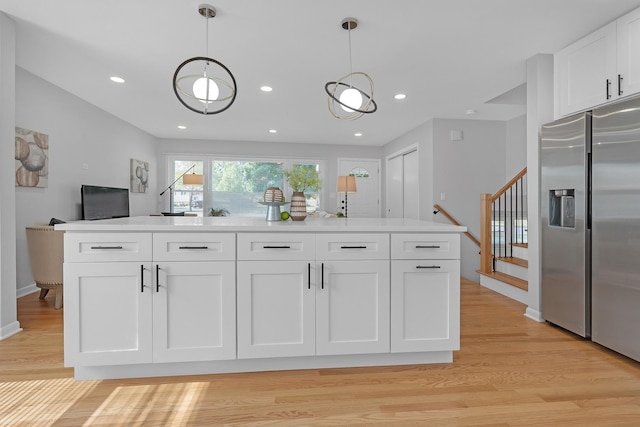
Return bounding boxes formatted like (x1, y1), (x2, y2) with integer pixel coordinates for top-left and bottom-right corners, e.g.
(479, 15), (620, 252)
(167, 156), (323, 217)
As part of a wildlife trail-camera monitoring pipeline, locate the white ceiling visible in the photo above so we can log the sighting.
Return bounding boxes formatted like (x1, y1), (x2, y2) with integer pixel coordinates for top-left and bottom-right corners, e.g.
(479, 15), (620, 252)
(3, 0), (640, 146)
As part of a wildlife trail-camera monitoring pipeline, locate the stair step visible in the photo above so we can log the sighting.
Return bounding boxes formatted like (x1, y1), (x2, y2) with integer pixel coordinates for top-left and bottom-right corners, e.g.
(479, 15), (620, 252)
(512, 242), (528, 248)
(496, 256), (528, 268)
(478, 270), (528, 292)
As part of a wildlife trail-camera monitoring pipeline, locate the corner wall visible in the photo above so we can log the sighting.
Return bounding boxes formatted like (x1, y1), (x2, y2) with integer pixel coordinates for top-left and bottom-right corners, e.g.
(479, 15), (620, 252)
(0, 12), (21, 340)
(14, 68), (158, 295)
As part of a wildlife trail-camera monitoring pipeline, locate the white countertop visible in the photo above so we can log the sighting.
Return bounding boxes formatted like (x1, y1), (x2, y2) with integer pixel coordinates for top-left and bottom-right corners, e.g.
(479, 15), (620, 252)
(56, 216), (467, 233)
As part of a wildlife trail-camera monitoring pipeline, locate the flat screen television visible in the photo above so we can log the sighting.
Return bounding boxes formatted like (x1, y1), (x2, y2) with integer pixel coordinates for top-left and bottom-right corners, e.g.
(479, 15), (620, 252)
(81, 185), (130, 220)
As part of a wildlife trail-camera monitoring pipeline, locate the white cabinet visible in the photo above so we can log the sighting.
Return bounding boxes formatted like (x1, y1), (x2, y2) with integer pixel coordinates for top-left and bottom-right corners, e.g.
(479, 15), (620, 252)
(390, 234), (460, 353)
(315, 234), (390, 356)
(64, 261), (153, 367)
(316, 260), (389, 355)
(153, 261), (236, 363)
(64, 232), (236, 367)
(237, 233), (390, 358)
(616, 7), (640, 98)
(555, 7), (640, 117)
(237, 260), (315, 359)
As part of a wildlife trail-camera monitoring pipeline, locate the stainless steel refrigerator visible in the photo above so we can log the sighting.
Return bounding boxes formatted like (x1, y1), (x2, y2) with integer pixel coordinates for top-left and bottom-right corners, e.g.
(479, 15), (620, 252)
(541, 95), (640, 362)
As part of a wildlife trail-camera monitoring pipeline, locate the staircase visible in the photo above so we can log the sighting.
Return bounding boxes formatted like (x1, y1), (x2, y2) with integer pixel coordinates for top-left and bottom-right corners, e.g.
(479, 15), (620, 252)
(478, 168), (529, 304)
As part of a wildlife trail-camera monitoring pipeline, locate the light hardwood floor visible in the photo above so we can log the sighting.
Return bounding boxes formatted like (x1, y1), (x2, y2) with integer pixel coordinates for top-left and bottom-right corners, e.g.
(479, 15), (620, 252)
(1, 280), (639, 426)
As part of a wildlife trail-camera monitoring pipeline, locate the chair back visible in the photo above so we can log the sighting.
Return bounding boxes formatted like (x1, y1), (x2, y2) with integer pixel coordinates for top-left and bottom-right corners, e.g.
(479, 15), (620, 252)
(25, 224), (64, 285)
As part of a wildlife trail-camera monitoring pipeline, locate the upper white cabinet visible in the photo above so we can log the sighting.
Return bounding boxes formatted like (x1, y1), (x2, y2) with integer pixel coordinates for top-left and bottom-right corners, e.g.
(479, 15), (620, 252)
(555, 7), (640, 117)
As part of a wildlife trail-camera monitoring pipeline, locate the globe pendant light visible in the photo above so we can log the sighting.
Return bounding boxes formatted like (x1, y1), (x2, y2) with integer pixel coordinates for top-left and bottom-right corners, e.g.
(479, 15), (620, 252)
(173, 4), (237, 115)
(325, 18), (377, 120)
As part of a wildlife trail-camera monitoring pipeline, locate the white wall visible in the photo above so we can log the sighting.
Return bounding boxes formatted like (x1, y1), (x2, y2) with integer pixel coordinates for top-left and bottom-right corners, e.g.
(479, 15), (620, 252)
(14, 68), (158, 294)
(432, 119), (507, 282)
(506, 114), (527, 179)
(381, 120), (434, 220)
(0, 12), (21, 340)
(525, 54), (554, 322)
(155, 139), (383, 214)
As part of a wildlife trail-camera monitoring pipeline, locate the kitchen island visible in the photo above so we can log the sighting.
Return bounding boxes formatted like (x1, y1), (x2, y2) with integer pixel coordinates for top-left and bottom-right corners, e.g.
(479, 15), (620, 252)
(58, 216), (466, 380)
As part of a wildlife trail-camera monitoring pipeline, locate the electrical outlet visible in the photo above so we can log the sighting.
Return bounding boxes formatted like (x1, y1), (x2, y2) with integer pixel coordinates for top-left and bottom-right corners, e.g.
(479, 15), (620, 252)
(440, 193), (446, 201)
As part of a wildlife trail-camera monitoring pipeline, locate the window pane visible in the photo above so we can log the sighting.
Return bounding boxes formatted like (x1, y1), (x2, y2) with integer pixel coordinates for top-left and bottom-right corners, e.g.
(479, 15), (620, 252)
(172, 161), (204, 215)
(293, 163), (321, 213)
(210, 160), (283, 217)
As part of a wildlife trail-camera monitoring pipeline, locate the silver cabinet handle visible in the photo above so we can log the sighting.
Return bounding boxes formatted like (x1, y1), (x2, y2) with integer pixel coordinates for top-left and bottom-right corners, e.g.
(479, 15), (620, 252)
(90, 245), (123, 250)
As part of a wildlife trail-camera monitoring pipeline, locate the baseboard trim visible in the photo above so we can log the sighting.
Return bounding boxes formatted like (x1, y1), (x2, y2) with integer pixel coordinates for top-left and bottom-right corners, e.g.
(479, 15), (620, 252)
(17, 283), (39, 298)
(524, 307), (544, 323)
(0, 321), (23, 341)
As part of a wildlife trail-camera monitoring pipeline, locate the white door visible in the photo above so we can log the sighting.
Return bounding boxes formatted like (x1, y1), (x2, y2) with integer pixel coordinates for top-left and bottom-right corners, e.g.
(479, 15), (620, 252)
(64, 262), (153, 367)
(316, 260), (390, 355)
(337, 158), (381, 217)
(237, 260), (315, 359)
(403, 150), (419, 219)
(386, 155), (403, 218)
(386, 148), (419, 219)
(153, 261), (236, 363)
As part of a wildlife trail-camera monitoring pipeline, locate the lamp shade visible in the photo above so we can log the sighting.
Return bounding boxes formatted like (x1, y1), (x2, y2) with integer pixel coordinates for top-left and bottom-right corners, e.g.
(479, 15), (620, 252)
(182, 173), (204, 185)
(337, 175), (357, 193)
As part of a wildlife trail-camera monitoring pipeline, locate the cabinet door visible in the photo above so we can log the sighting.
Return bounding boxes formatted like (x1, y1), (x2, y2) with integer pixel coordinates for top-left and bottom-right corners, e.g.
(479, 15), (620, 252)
(237, 261), (315, 359)
(555, 21), (617, 117)
(391, 260), (460, 353)
(316, 260), (390, 355)
(617, 8), (640, 98)
(64, 262), (152, 366)
(153, 261), (236, 363)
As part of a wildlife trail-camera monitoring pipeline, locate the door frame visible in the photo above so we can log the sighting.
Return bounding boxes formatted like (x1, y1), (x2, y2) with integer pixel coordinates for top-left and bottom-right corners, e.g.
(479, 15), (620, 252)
(337, 158), (382, 218)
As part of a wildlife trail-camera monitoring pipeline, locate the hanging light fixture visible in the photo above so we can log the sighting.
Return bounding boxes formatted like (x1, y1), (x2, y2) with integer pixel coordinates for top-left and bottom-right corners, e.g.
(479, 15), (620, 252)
(325, 18), (377, 120)
(173, 4), (237, 115)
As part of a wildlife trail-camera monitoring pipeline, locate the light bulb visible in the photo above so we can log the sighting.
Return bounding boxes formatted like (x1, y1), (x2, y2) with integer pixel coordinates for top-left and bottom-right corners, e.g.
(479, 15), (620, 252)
(193, 77), (219, 103)
(339, 88), (363, 112)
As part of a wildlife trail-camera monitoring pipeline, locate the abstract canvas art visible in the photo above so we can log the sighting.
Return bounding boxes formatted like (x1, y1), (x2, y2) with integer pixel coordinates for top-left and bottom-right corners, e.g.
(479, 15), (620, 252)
(130, 158), (149, 193)
(15, 127), (49, 188)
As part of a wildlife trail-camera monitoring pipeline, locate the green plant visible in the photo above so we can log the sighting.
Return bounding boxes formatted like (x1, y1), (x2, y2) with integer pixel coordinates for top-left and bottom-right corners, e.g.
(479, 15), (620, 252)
(208, 207), (230, 217)
(283, 165), (322, 193)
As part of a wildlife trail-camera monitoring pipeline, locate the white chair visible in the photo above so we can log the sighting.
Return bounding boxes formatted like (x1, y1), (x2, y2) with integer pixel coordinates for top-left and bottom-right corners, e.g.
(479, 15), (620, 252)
(25, 224), (64, 309)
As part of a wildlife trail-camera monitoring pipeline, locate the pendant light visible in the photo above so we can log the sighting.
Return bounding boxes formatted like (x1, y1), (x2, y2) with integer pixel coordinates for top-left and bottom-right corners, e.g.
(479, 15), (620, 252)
(325, 18), (377, 120)
(173, 4), (237, 115)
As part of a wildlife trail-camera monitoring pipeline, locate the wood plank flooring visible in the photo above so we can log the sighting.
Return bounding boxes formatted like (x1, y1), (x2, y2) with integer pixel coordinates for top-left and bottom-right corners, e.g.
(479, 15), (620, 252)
(1, 280), (639, 426)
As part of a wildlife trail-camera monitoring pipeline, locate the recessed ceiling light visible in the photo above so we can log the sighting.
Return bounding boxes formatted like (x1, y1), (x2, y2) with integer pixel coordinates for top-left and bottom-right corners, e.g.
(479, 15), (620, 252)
(177, 125), (187, 130)
(110, 76), (125, 83)
(354, 132), (363, 137)
(261, 86), (273, 92)
(394, 93), (407, 100)
(269, 129), (277, 133)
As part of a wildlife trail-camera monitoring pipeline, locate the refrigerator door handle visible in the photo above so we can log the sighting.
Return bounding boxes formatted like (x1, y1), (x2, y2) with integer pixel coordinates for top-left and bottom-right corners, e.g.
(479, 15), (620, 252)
(587, 152), (592, 230)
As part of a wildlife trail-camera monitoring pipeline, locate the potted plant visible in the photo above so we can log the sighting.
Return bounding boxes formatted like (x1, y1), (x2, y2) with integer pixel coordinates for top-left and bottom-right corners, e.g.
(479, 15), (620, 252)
(208, 207), (230, 217)
(283, 165), (322, 221)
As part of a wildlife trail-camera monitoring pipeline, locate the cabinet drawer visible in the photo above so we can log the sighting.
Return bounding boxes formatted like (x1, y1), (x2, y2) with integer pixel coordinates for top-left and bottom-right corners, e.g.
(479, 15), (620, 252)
(153, 233), (235, 261)
(65, 232), (152, 262)
(391, 233), (459, 260)
(316, 233), (389, 260)
(237, 233), (315, 260)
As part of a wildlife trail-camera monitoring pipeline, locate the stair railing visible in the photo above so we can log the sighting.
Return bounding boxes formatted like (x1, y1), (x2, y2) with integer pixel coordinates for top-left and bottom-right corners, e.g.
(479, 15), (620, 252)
(480, 167), (527, 275)
(433, 203), (481, 248)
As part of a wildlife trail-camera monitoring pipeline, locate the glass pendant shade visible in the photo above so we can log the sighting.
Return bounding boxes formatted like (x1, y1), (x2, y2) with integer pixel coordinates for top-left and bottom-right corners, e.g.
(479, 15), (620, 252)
(339, 88), (363, 112)
(193, 76), (220, 103)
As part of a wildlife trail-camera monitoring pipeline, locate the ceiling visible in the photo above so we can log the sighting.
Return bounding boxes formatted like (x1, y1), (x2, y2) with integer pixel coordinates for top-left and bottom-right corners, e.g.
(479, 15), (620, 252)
(3, 0), (640, 146)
